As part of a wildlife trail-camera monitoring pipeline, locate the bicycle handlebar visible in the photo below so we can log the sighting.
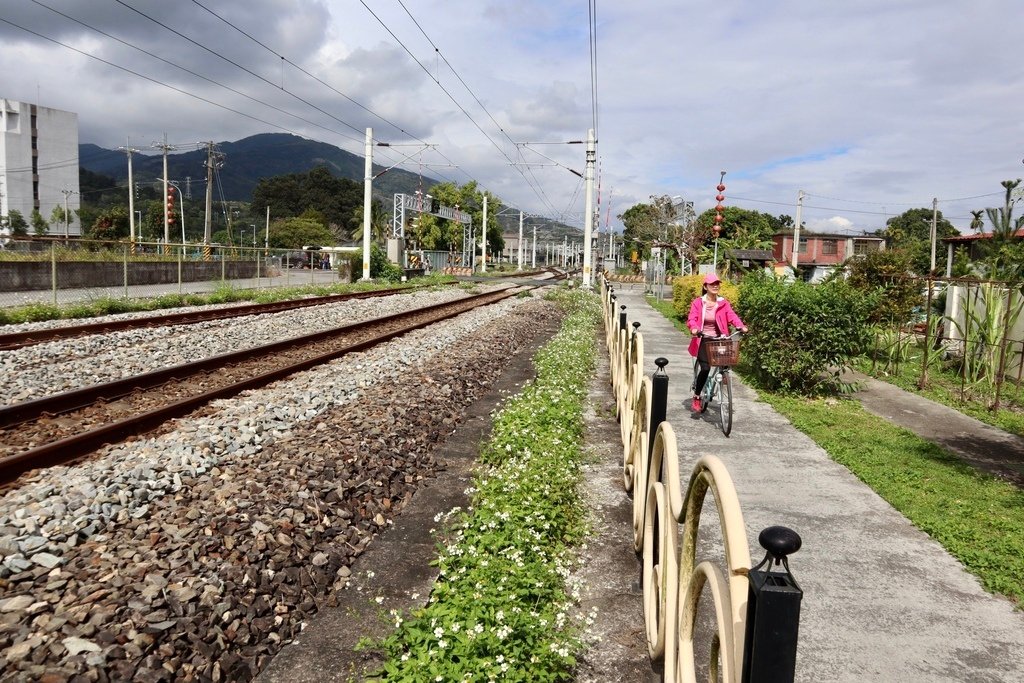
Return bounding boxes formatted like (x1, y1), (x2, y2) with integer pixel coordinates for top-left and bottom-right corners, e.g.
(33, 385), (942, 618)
(694, 330), (744, 340)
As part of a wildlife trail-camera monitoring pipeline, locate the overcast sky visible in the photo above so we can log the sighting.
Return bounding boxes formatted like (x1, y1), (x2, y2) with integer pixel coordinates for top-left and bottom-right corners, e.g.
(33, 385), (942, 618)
(1, 0), (1021, 234)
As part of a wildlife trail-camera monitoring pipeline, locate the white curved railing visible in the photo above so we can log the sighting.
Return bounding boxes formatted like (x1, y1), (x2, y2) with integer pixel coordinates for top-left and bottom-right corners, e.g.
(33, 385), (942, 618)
(601, 278), (756, 683)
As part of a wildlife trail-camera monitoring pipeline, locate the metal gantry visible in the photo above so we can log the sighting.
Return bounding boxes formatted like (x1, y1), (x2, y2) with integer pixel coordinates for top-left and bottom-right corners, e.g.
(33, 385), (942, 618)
(392, 192), (473, 266)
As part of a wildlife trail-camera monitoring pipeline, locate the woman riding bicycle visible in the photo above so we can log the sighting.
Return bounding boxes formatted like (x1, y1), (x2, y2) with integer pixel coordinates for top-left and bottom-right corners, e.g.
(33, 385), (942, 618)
(687, 273), (747, 412)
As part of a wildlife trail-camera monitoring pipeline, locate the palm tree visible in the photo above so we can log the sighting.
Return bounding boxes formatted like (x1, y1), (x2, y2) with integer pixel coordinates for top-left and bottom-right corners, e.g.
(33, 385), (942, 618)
(969, 210), (985, 234)
(349, 203), (391, 243)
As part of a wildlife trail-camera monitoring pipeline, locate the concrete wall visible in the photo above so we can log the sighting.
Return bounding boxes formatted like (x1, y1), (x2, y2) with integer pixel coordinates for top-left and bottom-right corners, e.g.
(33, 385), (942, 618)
(944, 283), (1023, 377)
(0, 261), (261, 292)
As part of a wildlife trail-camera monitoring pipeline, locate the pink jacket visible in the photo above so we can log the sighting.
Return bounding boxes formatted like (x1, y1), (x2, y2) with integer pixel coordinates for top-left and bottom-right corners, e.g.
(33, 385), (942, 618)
(687, 296), (745, 356)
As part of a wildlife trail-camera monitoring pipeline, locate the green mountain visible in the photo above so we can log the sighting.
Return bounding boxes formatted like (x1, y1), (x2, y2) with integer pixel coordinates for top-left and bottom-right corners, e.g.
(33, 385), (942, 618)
(78, 133), (438, 202)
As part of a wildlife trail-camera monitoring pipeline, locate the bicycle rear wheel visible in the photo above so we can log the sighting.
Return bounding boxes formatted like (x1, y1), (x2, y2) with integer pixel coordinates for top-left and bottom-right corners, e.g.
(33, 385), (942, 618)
(719, 372), (733, 436)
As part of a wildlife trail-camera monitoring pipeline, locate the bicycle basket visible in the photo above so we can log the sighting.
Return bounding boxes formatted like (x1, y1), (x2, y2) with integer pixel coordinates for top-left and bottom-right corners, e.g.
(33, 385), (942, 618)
(705, 338), (740, 366)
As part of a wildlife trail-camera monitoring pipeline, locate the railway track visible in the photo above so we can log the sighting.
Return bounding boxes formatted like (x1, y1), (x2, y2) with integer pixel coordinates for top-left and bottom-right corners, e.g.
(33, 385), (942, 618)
(0, 284), (533, 484)
(0, 283), (455, 352)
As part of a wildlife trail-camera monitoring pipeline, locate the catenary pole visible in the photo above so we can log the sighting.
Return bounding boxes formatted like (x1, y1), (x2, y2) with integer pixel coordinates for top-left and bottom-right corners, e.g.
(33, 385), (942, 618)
(582, 128), (596, 286)
(481, 195), (488, 272)
(361, 128), (372, 280)
(517, 210), (524, 271)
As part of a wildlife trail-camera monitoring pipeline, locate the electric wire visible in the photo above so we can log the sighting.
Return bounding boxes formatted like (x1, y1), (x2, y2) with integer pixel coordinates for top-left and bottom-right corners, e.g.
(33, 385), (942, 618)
(356, 0), (559, 216)
(189, 0), (430, 147)
(588, 0), (599, 138)
(0, 17), (312, 140)
(109, 0), (371, 142)
(28, 0), (366, 148)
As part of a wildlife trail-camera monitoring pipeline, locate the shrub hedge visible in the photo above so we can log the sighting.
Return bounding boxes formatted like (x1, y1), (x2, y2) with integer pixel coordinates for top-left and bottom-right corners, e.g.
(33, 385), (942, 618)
(737, 273), (873, 394)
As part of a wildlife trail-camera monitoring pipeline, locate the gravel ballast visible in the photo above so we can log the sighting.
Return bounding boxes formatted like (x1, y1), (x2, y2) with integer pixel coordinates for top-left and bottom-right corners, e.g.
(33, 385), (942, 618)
(0, 288), (561, 682)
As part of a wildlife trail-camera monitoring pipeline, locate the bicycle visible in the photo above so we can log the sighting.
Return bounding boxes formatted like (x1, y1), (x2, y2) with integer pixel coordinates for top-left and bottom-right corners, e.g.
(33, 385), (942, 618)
(691, 331), (742, 437)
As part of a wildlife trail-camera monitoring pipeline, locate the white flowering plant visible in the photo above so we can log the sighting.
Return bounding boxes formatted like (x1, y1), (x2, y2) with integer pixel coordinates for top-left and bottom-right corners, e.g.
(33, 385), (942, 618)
(369, 289), (601, 682)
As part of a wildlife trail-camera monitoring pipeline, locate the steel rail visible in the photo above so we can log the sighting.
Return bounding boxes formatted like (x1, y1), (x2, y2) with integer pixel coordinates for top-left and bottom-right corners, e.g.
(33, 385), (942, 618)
(0, 286), (531, 484)
(0, 283), (455, 351)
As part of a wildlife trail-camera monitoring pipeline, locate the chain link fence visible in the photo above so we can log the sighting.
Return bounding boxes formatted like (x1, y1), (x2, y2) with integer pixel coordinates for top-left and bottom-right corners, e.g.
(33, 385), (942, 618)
(0, 237), (354, 308)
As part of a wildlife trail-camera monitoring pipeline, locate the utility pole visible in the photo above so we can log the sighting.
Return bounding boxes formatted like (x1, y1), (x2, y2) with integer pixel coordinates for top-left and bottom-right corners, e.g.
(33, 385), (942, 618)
(153, 134), (175, 251)
(361, 128), (372, 280)
(582, 128), (596, 287)
(929, 197), (938, 274)
(119, 141), (139, 248)
(60, 189), (73, 238)
(204, 142), (215, 245)
(532, 223), (537, 268)
(792, 190), (805, 271)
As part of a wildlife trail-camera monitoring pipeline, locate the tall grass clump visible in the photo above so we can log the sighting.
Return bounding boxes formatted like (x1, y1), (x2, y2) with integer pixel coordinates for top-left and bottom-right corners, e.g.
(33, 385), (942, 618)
(371, 288), (601, 682)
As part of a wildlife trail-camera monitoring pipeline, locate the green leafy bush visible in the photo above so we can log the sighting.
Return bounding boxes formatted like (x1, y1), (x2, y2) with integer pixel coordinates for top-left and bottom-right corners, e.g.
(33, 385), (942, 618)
(738, 274), (873, 394)
(370, 243), (404, 282)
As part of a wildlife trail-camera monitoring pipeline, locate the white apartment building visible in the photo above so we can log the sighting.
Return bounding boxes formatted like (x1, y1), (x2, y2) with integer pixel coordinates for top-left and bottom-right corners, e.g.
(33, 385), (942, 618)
(0, 99), (80, 236)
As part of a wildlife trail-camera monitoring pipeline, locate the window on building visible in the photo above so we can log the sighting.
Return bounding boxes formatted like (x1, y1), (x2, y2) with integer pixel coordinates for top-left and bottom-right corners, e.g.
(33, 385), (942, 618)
(798, 237), (808, 253)
(854, 240), (878, 255)
(821, 239), (837, 255)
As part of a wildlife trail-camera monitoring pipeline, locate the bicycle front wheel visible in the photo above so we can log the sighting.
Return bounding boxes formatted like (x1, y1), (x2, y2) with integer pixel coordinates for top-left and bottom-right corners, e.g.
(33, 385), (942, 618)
(719, 372), (733, 436)
(700, 371), (715, 413)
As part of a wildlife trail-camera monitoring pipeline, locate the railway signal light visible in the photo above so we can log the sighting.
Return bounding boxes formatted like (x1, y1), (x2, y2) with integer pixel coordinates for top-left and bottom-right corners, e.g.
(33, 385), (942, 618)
(167, 185), (177, 225)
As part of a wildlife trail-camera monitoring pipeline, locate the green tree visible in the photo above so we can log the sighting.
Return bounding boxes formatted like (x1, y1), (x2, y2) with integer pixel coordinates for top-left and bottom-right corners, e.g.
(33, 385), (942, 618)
(49, 205), (72, 235)
(843, 248), (921, 324)
(618, 202), (658, 262)
(87, 206), (130, 242)
(251, 166), (363, 230)
(31, 209), (48, 236)
(266, 217), (335, 249)
(881, 208), (958, 275)
(349, 199), (390, 244)
(429, 181), (504, 257)
(6, 210), (28, 236)
(975, 179), (1024, 280)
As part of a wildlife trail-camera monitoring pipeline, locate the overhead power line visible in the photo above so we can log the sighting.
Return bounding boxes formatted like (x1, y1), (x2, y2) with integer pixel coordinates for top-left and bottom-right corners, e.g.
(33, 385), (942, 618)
(28, 0), (365, 147)
(357, 0), (560, 215)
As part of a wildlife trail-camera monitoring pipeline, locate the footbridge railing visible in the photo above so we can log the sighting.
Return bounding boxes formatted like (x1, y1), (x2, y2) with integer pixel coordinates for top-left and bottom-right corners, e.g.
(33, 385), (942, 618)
(601, 279), (804, 683)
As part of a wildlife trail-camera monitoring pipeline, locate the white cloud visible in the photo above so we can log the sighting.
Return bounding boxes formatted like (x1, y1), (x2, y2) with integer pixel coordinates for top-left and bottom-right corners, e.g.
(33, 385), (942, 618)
(1, 0), (1020, 232)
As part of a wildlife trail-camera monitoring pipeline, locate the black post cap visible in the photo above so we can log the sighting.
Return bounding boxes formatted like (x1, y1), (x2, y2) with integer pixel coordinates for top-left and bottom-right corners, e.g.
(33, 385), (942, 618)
(655, 357), (669, 370)
(758, 526), (802, 560)
(632, 321), (641, 330)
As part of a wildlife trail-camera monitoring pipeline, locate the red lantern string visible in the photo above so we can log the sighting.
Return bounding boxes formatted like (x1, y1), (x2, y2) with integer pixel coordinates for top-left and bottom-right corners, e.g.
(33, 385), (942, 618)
(713, 173), (726, 236)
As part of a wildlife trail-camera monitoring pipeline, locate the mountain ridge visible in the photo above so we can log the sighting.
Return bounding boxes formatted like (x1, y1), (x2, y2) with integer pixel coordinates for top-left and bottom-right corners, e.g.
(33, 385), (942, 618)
(78, 133), (439, 203)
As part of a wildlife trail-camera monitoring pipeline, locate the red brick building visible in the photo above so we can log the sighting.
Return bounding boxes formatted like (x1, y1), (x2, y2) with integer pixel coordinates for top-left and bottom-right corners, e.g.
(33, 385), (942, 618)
(772, 232), (885, 281)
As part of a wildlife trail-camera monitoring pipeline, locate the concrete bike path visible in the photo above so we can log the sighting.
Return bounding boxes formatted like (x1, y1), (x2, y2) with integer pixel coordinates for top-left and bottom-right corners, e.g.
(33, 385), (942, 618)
(607, 284), (1024, 682)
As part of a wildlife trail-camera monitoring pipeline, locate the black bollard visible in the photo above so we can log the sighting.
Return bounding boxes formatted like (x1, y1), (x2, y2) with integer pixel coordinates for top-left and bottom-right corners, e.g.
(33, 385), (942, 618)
(741, 526), (803, 683)
(619, 305), (627, 334)
(649, 357), (669, 459)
